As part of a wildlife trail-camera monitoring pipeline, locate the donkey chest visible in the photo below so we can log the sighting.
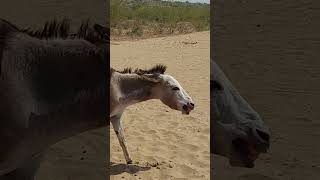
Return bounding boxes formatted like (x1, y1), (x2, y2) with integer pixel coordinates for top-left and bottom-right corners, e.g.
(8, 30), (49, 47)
(110, 105), (125, 118)
(110, 94), (124, 117)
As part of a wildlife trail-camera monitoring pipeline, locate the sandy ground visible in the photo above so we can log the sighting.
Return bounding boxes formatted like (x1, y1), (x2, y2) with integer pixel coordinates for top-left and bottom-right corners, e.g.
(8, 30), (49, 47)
(35, 129), (108, 180)
(110, 31), (210, 179)
(212, 1), (320, 179)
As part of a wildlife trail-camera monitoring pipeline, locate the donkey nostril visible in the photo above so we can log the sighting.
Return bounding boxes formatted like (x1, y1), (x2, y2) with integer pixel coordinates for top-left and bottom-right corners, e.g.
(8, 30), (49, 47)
(190, 103), (194, 107)
(256, 129), (270, 143)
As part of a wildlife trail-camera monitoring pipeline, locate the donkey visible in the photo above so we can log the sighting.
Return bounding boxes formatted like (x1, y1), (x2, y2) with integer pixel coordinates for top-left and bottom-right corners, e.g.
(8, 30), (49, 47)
(0, 19), (108, 179)
(110, 65), (195, 164)
(211, 60), (270, 168)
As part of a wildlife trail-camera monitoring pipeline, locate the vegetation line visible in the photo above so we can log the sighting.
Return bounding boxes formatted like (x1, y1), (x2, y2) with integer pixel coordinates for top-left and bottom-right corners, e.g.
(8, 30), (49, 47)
(110, 0), (210, 39)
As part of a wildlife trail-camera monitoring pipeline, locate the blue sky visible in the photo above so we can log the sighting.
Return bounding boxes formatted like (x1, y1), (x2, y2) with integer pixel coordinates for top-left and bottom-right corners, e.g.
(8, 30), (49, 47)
(166, 0), (210, 4)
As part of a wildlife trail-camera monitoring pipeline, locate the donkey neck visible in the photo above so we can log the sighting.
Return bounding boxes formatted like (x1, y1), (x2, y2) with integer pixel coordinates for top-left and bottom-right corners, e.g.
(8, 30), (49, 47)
(118, 74), (158, 107)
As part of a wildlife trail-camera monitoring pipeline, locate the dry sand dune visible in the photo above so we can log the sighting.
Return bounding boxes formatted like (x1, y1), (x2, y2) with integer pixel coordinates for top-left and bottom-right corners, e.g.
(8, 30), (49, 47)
(110, 31), (210, 179)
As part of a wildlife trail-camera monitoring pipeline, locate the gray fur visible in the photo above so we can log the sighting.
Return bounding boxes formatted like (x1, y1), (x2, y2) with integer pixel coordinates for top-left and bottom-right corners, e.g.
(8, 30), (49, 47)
(211, 60), (270, 168)
(0, 19), (108, 179)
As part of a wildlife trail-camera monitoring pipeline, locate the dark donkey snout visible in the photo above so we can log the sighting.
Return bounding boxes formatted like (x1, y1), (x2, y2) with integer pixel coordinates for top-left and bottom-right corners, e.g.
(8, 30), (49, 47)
(183, 102), (194, 111)
(188, 102), (195, 111)
(251, 127), (270, 152)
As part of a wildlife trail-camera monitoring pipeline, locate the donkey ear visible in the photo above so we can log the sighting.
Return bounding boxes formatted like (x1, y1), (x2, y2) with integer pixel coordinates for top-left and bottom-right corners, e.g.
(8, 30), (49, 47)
(93, 24), (110, 41)
(141, 73), (161, 83)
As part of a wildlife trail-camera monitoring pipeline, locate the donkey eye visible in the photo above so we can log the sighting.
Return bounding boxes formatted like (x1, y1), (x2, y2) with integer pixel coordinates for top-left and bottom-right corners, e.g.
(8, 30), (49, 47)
(211, 80), (223, 91)
(172, 87), (180, 91)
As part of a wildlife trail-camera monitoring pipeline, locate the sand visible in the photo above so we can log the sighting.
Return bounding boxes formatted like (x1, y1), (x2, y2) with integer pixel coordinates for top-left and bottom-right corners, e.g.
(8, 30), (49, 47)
(110, 31), (210, 179)
(35, 129), (108, 180)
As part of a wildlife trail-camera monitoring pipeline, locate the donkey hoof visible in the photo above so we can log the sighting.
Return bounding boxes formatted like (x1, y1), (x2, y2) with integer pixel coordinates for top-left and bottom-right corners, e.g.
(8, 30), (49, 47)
(127, 160), (133, 164)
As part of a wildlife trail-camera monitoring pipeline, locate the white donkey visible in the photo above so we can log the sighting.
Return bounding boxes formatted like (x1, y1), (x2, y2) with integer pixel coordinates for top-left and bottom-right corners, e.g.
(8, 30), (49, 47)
(110, 65), (195, 164)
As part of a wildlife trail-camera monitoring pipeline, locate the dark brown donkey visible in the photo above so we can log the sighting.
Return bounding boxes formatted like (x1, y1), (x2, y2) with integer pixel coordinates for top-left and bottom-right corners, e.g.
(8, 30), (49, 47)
(0, 19), (108, 179)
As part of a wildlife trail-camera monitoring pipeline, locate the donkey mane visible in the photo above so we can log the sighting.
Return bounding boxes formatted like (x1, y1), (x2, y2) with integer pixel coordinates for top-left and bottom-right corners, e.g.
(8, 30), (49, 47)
(20, 18), (110, 43)
(115, 64), (167, 75)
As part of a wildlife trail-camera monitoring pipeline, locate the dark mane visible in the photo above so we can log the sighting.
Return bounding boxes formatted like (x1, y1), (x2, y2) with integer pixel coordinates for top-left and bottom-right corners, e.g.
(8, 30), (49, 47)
(20, 18), (109, 43)
(21, 19), (70, 39)
(116, 64), (167, 75)
(117, 67), (134, 74)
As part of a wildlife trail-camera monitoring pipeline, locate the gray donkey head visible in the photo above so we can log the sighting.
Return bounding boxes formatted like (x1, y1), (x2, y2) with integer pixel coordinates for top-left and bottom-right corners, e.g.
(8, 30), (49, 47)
(210, 60), (270, 168)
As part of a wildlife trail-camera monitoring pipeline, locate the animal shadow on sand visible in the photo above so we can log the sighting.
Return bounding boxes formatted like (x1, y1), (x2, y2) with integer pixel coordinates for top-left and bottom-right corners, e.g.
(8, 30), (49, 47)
(110, 162), (151, 175)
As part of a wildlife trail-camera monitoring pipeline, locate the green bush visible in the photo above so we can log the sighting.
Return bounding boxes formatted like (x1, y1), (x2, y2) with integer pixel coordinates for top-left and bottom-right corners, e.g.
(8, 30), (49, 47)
(110, 0), (210, 37)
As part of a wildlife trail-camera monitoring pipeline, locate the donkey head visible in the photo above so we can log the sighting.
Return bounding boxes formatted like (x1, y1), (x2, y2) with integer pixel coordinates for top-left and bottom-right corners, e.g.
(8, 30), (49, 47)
(139, 65), (195, 115)
(211, 61), (270, 168)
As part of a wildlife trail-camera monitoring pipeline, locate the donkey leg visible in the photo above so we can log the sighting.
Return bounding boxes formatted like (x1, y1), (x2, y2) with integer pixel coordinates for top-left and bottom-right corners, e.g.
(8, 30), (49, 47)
(111, 114), (132, 164)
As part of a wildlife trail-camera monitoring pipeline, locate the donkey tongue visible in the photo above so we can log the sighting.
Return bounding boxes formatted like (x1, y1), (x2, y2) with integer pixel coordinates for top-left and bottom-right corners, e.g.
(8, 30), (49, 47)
(247, 145), (259, 161)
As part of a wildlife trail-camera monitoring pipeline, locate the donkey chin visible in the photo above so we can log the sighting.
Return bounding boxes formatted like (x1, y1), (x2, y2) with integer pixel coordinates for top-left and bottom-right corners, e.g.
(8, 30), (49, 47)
(216, 123), (270, 168)
(229, 134), (270, 168)
(229, 138), (260, 168)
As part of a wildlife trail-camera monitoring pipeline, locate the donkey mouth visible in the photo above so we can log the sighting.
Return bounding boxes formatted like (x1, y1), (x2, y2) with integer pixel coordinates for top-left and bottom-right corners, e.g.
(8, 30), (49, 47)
(232, 138), (260, 168)
(182, 105), (193, 115)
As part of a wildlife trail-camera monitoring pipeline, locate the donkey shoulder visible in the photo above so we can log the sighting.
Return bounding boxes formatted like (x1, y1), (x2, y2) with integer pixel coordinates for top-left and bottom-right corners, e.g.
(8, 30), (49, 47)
(0, 19), (19, 36)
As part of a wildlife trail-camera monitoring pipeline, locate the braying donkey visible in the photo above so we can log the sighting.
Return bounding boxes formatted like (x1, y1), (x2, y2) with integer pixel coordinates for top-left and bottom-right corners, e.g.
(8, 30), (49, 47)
(211, 60), (270, 168)
(0, 18), (108, 179)
(110, 65), (195, 164)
